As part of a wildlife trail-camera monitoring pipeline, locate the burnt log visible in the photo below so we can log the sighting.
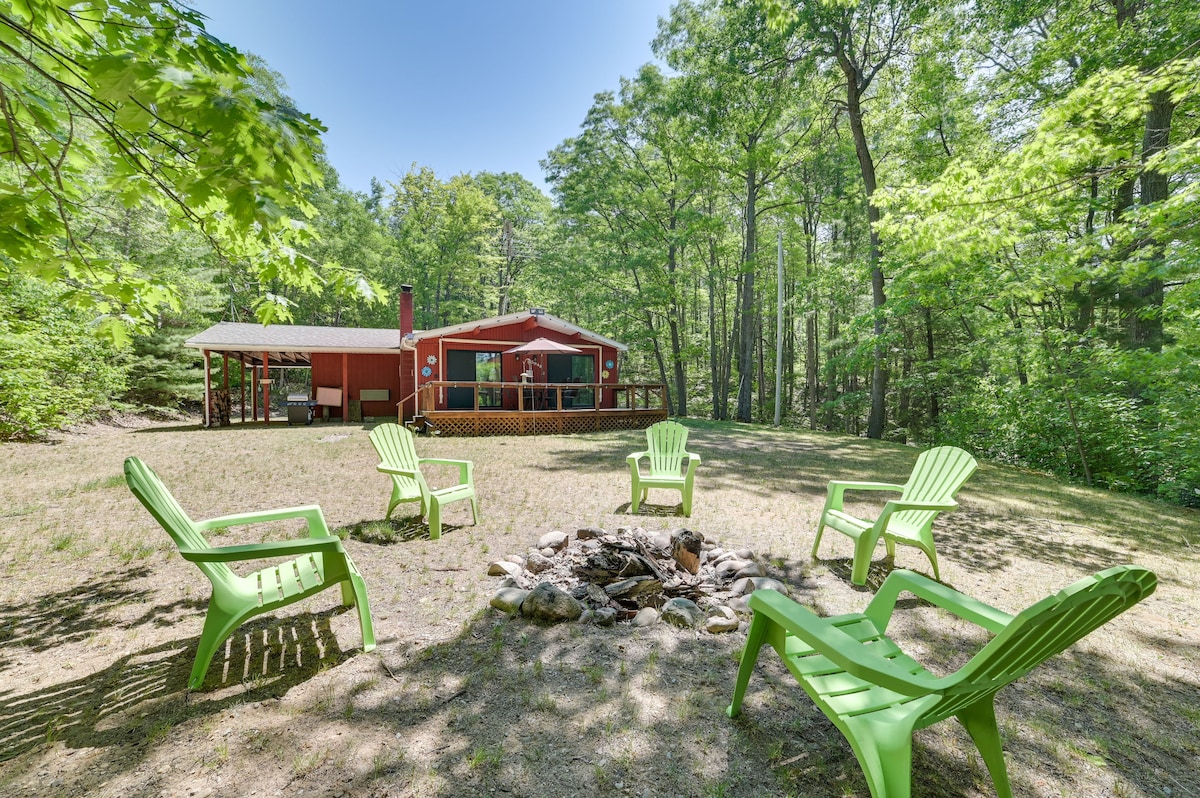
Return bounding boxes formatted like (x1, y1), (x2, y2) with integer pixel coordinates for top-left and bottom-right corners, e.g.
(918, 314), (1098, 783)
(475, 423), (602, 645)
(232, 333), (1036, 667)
(575, 547), (657, 581)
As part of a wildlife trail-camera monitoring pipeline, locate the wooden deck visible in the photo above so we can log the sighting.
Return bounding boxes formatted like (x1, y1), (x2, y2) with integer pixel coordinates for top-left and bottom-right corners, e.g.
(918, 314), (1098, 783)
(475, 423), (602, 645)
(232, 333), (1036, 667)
(408, 381), (668, 436)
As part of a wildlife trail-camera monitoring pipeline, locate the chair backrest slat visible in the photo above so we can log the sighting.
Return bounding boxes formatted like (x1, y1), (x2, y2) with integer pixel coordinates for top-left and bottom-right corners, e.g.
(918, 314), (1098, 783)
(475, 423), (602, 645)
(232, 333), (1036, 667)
(892, 446), (978, 530)
(920, 565), (1156, 726)
(124, 457), (236, 586)
(369, 424), (422, 491)
(647, 421), (689, 475)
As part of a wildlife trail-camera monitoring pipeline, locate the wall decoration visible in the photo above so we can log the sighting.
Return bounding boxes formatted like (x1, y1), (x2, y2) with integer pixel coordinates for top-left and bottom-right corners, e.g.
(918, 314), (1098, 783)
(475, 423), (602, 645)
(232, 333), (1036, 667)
(601, 370), (610, 379)
(426, 354), (438, 365)
(605, 359), (614, 369)
(421, 366), (432, 378)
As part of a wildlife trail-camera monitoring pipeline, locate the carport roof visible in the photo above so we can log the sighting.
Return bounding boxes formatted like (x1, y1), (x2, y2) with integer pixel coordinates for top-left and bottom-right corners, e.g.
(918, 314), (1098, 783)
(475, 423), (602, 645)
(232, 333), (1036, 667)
(185, 322), (402, 367)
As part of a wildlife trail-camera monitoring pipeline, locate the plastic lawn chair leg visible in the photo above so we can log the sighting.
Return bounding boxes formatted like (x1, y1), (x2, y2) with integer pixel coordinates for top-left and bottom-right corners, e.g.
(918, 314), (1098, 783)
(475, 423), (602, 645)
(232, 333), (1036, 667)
(811, 522), (826, 559)
(428, 499), (442, 540)
(191, 609), (243, 690)
(349, 574), (377, 652)
(727, 611), (769, 717)
(958, 701), (1013, 798)
(845, 715), (916, 798)
(851, 530), (879, 585)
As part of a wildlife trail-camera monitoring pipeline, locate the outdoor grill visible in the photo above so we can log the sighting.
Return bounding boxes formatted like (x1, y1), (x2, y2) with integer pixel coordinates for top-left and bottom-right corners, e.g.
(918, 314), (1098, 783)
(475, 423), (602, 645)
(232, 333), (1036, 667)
(285, 393), (318, 425)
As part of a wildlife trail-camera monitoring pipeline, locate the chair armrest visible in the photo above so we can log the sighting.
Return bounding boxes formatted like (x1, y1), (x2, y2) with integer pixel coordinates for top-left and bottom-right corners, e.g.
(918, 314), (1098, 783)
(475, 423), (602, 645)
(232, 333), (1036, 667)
(377, 464), (421, 479)
(196, 505), (331, 537)
(865, 569), (1013, 635)
(749, 589), (940, 696)
(178, 536), (344, 563)
(875, 499), (959, 527)
(418, 457), (474, 485)
(685, 452), (701, 476)
(825, 480), (905, 508)
(627, 450), (649, 463)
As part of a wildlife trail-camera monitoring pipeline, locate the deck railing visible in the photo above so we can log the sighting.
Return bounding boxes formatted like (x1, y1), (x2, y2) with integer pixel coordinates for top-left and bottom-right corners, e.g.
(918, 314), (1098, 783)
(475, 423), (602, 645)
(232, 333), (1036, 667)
(413, 381), (667, 414)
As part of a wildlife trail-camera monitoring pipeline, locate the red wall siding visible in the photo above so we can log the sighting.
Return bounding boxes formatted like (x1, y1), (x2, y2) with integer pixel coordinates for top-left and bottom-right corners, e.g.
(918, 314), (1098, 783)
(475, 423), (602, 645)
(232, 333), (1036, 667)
(410, 322), (621, 414)
(311, 352), (401, 419)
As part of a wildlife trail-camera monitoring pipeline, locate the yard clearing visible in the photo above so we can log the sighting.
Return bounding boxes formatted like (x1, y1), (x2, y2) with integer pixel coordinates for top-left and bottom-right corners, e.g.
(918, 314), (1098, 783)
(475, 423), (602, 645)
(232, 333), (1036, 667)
(1, 418), (1197, 797)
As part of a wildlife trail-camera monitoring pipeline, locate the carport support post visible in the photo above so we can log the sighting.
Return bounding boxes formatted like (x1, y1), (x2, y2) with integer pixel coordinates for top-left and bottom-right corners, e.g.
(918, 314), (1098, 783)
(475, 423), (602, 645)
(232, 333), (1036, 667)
(262, 351), (271, 425)
(342, 352), (349, 423)
(240, 363), (246, 423)
(203, 349), (211, 428)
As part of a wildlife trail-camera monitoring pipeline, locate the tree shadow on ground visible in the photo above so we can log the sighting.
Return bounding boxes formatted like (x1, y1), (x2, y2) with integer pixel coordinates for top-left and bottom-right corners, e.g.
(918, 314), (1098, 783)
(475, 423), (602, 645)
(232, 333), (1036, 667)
(338, 516), (457, 545)
(266, 596), (1197, 798)
(0, 566), (182, 669)
(0, 609), (357, 766)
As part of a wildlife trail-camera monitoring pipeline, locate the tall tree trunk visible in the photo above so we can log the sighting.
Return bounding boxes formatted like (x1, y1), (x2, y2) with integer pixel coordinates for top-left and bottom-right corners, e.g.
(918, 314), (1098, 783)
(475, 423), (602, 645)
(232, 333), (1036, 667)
(736, 144), (759, 422)
(1122, 91), (1172, 353)
(841, 69), (888, 438)
(667, 203), (688, 417)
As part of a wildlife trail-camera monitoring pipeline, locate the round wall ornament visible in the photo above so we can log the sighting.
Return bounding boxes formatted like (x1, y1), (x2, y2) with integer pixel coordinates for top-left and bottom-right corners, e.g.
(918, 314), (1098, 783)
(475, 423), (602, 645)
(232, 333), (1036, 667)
(605, 359), (614, 369)
(421, 365), (432, 377)
(426, 354), (438, 365)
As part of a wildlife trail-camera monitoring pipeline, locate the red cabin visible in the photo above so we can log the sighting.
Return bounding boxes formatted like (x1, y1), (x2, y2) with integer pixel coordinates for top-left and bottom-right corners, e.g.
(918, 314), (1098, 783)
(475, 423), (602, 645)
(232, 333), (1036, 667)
(186, 286), (666, 436)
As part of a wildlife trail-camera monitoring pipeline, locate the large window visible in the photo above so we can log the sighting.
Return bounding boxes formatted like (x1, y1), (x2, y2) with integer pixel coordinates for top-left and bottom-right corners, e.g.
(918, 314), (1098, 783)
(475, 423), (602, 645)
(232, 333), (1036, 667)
(446, 350), (502, 409)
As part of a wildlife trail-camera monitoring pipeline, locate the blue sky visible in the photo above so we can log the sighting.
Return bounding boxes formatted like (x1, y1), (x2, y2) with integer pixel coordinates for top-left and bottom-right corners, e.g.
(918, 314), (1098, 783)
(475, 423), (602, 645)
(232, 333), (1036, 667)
(195, 1), (675, 195)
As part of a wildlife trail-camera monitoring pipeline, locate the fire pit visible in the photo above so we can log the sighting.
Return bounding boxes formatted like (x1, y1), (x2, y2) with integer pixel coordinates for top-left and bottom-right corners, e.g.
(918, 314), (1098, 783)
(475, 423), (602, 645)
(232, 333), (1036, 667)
(285, 393), (318, 425)
(487, 525), (791, 631)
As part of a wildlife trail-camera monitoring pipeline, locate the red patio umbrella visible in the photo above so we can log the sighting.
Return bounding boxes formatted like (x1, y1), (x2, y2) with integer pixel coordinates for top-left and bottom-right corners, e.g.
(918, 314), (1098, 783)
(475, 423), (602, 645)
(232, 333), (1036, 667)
(504, 338), (583, 393)
(502, 337), (582, 355)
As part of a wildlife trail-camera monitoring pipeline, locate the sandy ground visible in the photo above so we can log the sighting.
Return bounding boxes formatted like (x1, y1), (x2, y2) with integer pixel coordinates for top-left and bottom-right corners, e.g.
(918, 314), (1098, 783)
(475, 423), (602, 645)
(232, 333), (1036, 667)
(0, 417), (1197, 797)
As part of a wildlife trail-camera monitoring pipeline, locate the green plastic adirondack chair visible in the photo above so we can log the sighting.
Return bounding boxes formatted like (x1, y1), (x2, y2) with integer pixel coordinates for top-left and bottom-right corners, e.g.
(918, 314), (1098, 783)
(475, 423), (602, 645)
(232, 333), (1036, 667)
(628, 420), (701, 517)
(728, 566), (1156, 798)
(813, 445), (977, 585)
(124, 457), (376, 690)
(368, 423), (479, 539)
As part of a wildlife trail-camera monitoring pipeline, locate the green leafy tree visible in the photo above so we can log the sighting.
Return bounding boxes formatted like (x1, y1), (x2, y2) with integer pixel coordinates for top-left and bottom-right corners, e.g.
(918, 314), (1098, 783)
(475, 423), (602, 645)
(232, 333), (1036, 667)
(0, 0), (376, 337)
(0, 275), (125, 438)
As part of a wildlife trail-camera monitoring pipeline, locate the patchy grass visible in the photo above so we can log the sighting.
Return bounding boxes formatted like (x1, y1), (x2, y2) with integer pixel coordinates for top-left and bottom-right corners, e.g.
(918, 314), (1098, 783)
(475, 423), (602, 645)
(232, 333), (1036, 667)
(0, 417), (1196, 798)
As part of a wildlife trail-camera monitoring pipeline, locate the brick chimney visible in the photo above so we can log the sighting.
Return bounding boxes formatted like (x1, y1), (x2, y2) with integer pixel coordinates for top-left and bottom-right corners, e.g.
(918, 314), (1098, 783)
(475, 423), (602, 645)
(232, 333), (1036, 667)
(399, 284), (413, 336)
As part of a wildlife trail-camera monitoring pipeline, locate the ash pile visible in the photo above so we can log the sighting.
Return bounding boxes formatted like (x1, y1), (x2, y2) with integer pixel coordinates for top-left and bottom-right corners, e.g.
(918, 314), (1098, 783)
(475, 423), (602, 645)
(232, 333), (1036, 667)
(487, 526), (791, 632)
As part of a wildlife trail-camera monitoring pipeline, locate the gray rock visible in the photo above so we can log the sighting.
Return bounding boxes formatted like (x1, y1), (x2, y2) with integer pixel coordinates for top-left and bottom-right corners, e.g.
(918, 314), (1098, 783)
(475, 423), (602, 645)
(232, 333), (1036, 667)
(731, 576), (790, 596)
(631, 607), (659, 627)
(525, 551), (555, 574)
(537, 531), (569, 551)
(733, 561), (766, 579)
(704, 606), (739, 633)
(576, 526), (605, 540)
(520, 582), (583, 622)
(504, 554), (526, 565)
(488, 561), (523, 578)
(716, 559), (752, 579)
(661, 597), (704, 628)
(726, 595), (752, 614)
(580, 607), (618, 626)
(491, 587), (529, 614)
(649, 532), (673, 553)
